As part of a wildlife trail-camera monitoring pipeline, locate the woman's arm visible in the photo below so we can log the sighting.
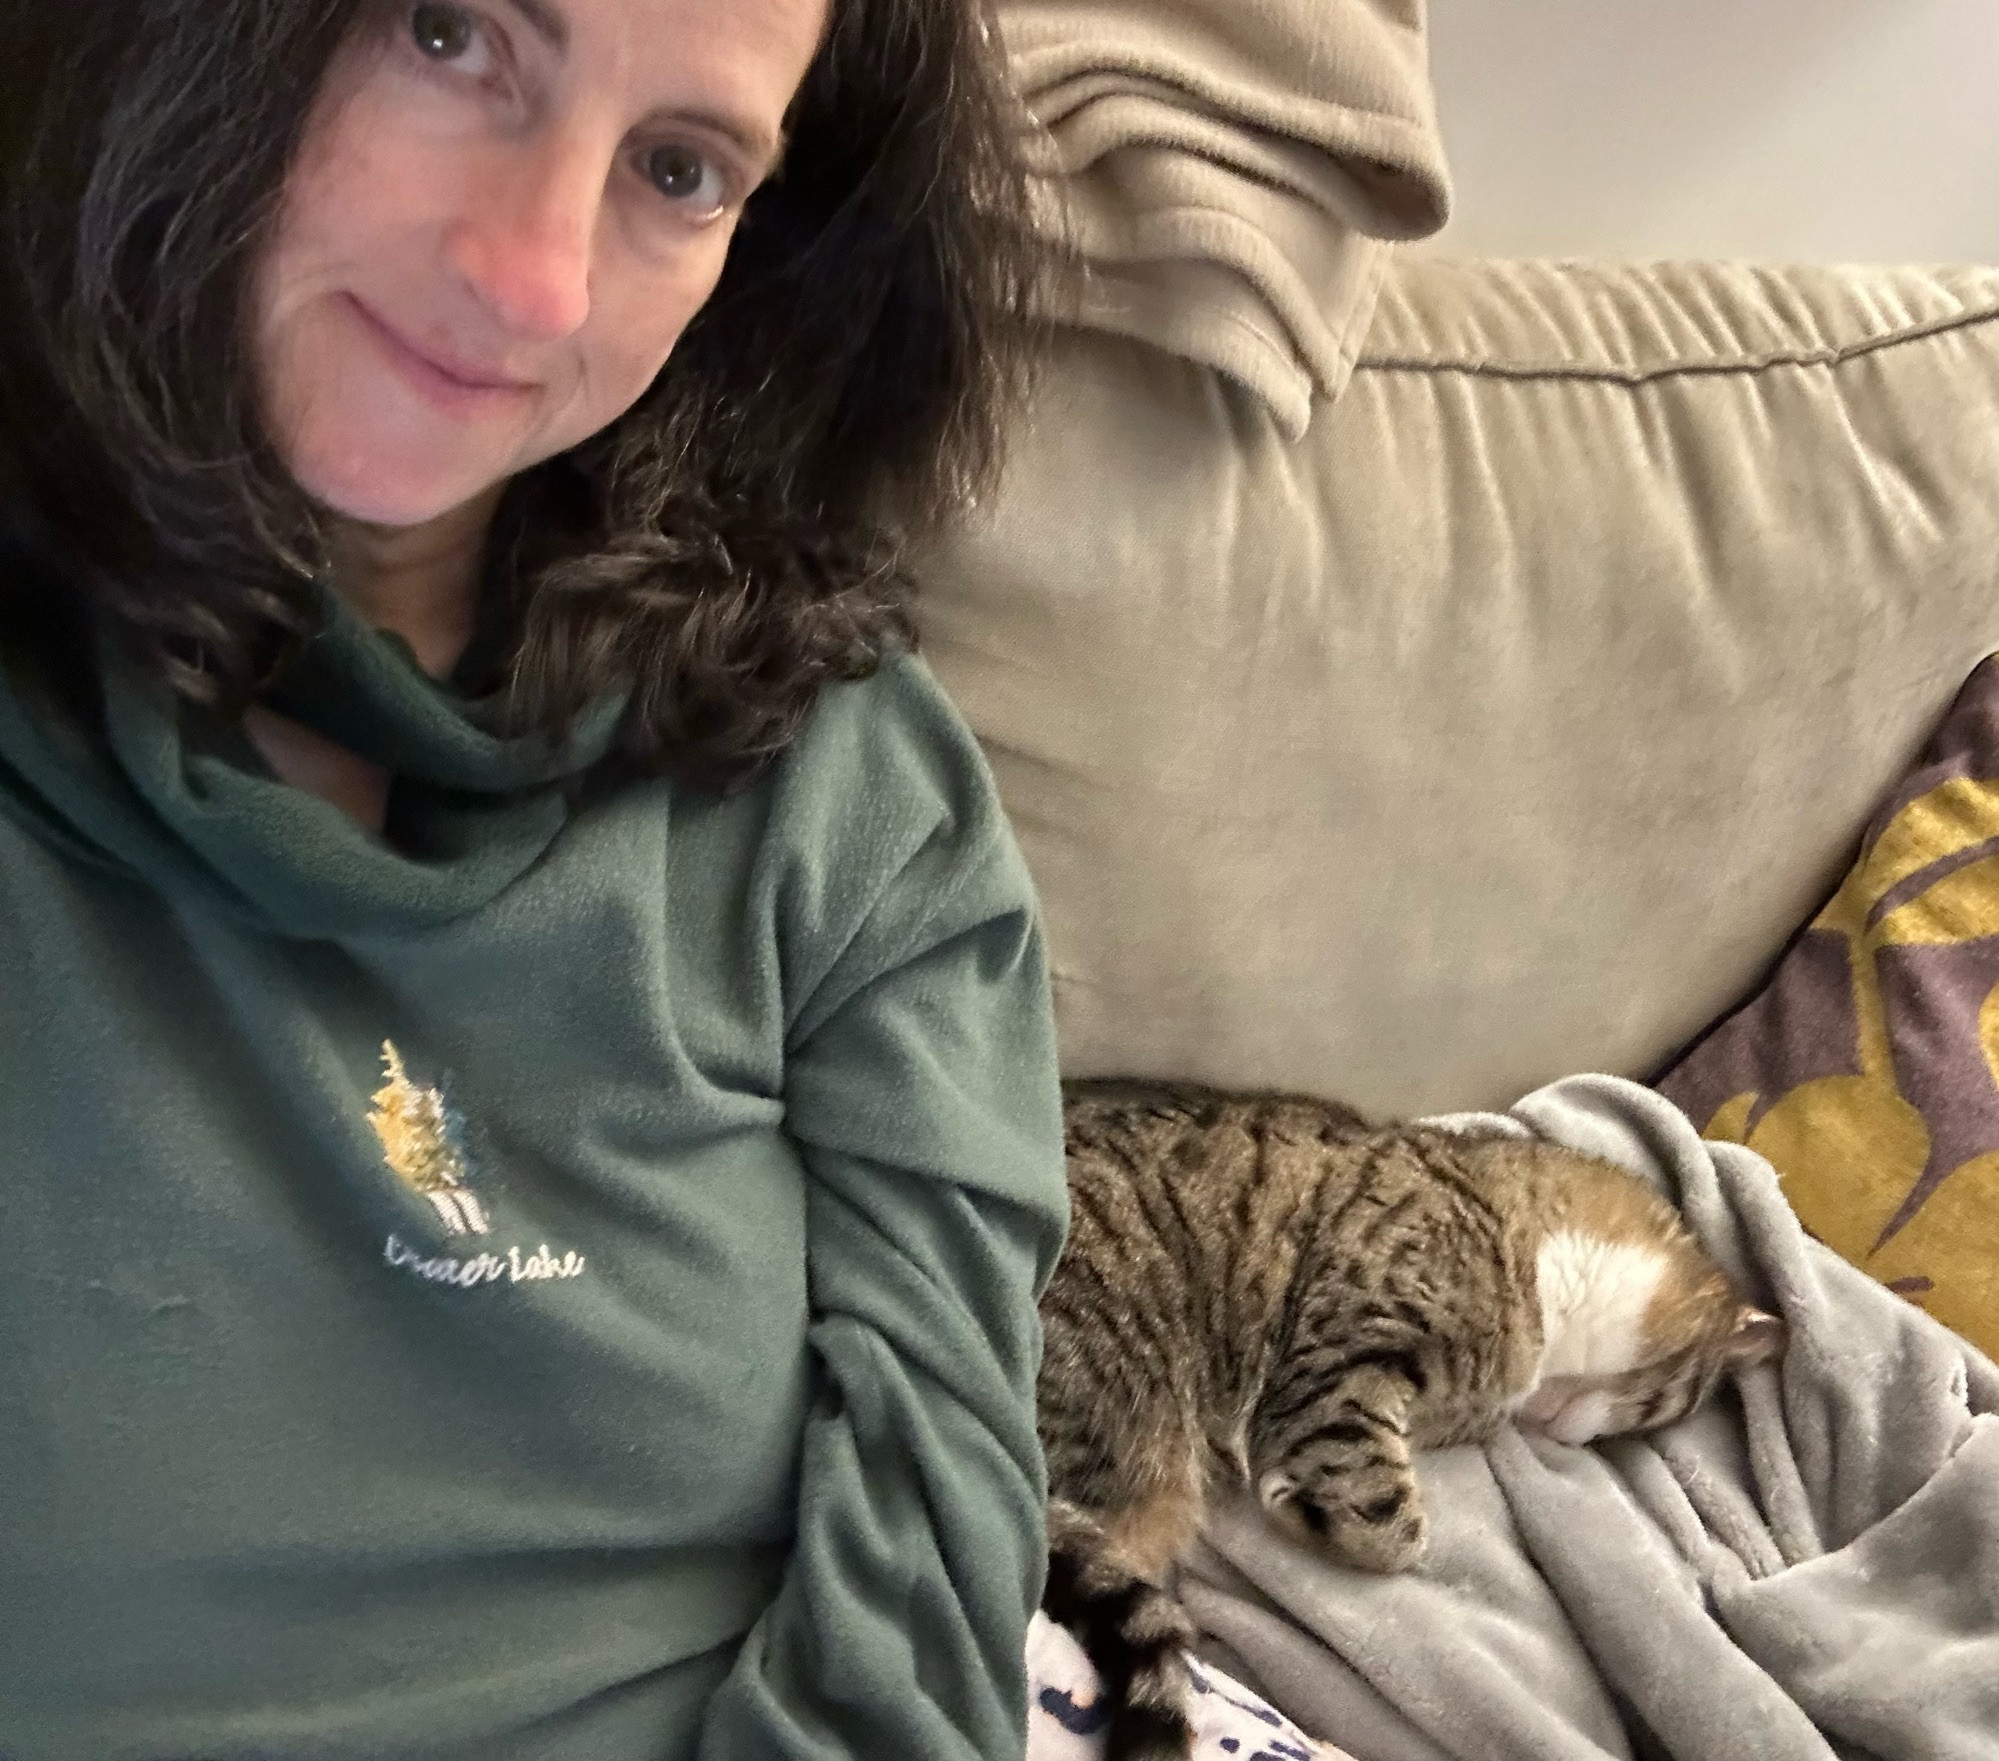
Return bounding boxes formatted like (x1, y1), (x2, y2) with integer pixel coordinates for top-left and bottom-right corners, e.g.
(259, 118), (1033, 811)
(697, 657), (1068, 1761)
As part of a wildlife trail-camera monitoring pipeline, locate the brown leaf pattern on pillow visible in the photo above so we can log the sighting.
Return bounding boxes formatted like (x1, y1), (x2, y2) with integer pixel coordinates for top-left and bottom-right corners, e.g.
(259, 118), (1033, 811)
(1658, 657), (1999, 1358)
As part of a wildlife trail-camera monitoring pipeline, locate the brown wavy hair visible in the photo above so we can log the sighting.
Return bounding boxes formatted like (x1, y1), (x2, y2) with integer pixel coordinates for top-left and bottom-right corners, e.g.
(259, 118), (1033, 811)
(0, 0), (1054, 785)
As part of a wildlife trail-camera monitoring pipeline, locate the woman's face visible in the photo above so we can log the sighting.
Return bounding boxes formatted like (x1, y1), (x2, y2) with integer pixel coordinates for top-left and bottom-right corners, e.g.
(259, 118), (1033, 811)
(254, 0), (827, 530)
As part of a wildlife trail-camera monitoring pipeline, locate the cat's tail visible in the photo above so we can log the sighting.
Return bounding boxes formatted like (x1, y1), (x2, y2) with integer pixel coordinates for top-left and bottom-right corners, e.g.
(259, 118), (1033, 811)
(1043, 1497), (1197, 1761)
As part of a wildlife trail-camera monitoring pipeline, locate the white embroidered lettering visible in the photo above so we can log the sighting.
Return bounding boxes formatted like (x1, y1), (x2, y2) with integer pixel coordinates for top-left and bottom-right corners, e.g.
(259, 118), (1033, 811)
(384, 1233), (586, 1288)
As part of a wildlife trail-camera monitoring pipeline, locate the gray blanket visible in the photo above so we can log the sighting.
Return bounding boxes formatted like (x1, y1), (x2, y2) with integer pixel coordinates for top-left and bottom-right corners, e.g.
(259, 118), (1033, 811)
(1177, 1075), (1999, 1761)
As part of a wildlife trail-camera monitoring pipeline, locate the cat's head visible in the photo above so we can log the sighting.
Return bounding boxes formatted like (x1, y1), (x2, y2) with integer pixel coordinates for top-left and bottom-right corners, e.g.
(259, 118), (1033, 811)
(1512, 1225), (1785, 1446)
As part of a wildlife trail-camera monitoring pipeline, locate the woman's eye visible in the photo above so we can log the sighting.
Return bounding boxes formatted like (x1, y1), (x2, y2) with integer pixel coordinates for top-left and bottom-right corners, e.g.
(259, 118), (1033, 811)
(641, 143), (727, 215)
(410, 3), (492, 75)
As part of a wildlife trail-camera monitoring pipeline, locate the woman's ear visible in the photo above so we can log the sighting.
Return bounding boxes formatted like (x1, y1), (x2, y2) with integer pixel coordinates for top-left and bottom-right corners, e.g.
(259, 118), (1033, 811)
(1726, 1305), (1786, 1366)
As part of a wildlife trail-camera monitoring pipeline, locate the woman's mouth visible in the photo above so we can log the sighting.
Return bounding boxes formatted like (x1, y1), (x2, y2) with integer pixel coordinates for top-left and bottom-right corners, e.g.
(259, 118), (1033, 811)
(345, 294), (535, 416)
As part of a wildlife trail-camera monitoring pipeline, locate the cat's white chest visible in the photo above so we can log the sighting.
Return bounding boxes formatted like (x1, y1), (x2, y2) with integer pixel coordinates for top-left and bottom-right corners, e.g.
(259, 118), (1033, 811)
(1530, 1230), (1667, 1380)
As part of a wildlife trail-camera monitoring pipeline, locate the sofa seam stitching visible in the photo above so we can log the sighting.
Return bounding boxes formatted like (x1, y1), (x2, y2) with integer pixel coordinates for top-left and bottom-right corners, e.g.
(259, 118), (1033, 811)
(1352, 302), (1999, 385)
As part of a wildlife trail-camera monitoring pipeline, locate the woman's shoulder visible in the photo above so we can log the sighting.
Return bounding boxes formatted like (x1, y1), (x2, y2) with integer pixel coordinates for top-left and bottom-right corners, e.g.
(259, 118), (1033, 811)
(772, 645), (1008, 855)
(750, 645), (1034, 967)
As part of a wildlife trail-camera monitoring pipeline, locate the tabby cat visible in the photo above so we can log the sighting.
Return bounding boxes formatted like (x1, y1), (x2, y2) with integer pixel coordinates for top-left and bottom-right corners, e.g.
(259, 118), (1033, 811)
(1038, 1080), (1784, 1761)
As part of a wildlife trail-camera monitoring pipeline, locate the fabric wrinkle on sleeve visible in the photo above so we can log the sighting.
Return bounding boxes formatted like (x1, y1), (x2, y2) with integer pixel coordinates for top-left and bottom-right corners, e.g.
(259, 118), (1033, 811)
(697, 657), (1068, 1761)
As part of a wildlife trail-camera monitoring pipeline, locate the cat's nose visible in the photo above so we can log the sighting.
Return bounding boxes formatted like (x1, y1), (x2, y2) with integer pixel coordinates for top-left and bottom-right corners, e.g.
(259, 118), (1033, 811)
(1513, 1387), (1611, 1445)
(1514, 1386), (1561, 1425)
(1543, 1393), (1613, 1445)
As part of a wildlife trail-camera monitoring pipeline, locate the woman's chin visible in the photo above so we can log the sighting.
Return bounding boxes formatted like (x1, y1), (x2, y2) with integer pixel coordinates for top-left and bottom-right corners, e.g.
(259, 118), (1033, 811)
(291, 448), (507, 531)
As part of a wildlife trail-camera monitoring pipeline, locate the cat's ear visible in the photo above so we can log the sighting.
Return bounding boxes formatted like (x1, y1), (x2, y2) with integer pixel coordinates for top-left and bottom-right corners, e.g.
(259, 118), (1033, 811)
(1725, 1306), (1785, 1366)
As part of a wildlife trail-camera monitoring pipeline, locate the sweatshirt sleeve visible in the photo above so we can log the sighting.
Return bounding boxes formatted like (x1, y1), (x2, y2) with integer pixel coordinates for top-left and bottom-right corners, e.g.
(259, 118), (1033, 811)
(695, 655), (1069, 1761)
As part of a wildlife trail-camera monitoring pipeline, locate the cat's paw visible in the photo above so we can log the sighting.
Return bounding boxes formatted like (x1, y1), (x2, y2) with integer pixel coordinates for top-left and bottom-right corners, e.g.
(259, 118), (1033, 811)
(1260, 1470), (1427, 1573)
(1325, 1493), (1427, 1573)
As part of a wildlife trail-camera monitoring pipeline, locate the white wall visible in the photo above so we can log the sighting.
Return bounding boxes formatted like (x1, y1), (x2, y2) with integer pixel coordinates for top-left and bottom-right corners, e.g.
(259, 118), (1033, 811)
(1422, 0), (1999, 263)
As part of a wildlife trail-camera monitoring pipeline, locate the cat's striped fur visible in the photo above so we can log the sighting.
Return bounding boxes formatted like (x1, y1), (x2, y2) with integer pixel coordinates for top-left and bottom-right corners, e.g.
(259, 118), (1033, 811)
(1038, 1080), (1782, 1761)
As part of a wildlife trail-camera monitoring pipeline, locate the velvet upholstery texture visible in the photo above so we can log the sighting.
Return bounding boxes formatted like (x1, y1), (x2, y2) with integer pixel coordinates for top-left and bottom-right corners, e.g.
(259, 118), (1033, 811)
(916, 257), (1999, 1117)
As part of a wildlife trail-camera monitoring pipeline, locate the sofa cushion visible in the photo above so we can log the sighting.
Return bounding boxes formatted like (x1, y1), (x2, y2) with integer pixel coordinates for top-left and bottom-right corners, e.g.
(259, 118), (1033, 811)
(913, 258), (1999, 1117)
(1656, 655), (1999, 1358)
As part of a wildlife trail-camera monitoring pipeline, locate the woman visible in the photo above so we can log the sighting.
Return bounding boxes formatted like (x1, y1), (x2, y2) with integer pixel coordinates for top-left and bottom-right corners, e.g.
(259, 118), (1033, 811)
(0, 1), (1067, 1757)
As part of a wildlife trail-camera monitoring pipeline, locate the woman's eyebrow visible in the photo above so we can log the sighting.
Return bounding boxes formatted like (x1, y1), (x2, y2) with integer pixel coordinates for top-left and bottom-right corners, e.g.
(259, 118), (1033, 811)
(496, 0), (786, 176)
(662, 107), (788, 176)
(501, 0), (568, 52)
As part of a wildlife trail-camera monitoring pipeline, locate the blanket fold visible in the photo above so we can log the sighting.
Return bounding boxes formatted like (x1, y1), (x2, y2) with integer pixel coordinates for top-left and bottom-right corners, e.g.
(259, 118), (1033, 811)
(999, 0), (1452, 437)
(1179, 1075), (1999, 1761)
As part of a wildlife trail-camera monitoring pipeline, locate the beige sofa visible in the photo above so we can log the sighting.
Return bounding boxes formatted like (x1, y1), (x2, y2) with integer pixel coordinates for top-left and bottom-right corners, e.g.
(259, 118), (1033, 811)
(914, 253), (1999, 1119)
(970, 13), (1999, 1753)
(933, 0), (1999, 1122)
(971, 11), (1999, 1753)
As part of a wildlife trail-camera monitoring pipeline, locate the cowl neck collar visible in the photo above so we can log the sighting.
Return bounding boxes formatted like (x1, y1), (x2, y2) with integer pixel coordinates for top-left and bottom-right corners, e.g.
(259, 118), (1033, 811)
(0, 571), (627, 941)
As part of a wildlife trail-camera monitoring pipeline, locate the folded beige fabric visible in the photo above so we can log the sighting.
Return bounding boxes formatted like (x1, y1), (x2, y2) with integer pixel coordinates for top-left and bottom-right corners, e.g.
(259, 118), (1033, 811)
(1000, 0), (1451, 436)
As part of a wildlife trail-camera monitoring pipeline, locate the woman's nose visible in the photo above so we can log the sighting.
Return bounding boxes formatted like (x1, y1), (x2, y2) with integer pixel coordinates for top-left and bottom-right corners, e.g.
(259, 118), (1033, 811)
(442, 138), (603, 342)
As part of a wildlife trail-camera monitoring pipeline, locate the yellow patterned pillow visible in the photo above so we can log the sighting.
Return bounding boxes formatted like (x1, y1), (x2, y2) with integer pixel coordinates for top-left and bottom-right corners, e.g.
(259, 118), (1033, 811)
(1657, 657), (1999, 1358)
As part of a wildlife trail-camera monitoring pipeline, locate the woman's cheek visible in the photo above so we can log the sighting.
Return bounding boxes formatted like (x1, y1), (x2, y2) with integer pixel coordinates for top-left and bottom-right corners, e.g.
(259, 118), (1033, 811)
(584, 309), (702, 432)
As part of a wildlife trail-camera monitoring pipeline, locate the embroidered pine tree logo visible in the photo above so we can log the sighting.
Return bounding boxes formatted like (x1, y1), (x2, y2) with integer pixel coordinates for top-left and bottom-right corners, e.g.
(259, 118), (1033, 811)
(368, 1040), (490, 1237)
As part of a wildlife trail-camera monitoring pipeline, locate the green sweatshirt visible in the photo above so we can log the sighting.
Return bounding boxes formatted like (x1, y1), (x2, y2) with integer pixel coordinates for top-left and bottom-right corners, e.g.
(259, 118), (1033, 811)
(0, 563), (1067, 1761)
